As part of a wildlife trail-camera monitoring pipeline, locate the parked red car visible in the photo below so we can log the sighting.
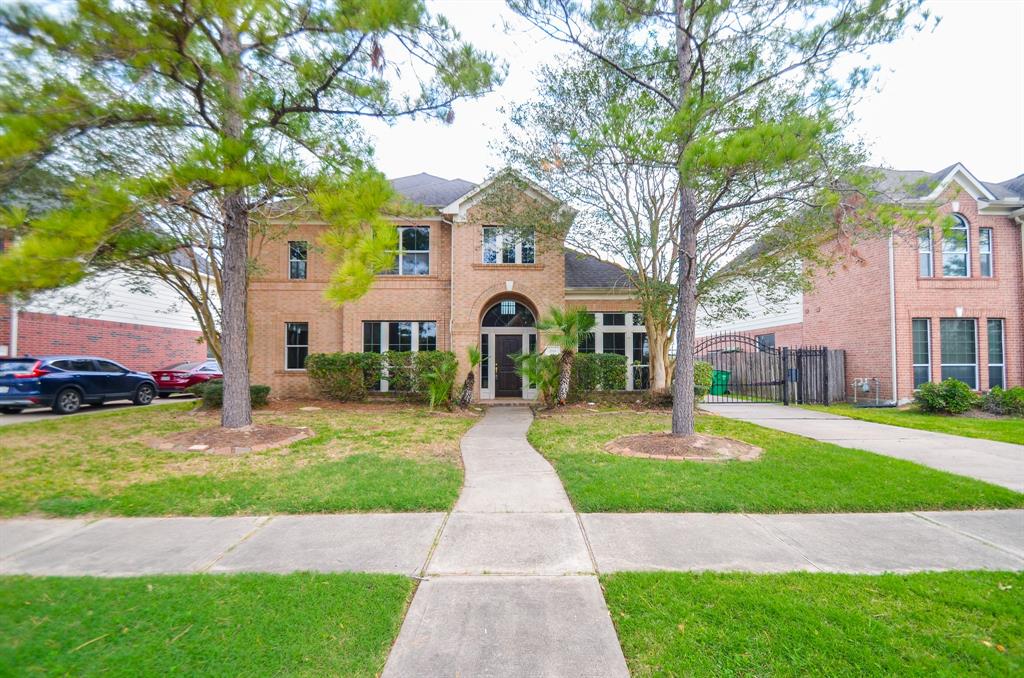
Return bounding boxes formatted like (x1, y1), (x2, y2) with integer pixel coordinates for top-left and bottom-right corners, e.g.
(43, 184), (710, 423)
(150, 360), (222, 397)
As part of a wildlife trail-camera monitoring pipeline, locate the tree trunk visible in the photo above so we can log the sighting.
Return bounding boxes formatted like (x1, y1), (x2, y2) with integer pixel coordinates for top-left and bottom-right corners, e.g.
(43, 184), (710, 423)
(220, 192), (252, 429)
(671, 192), (698, 436)
(671, 0), (698, 437)
(557, 351), (573, 405)
(647, 323), (669, 392)
(218, 22), (252, 429)
(458, 370), (475, 409)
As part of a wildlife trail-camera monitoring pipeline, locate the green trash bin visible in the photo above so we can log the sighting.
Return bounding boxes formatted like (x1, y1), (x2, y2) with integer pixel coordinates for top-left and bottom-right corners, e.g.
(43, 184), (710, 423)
(710, 370), (731, 395)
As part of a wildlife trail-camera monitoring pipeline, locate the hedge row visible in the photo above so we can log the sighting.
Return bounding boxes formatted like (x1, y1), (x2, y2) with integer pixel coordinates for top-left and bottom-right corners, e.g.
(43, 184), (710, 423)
(569, 353), (628, 400)
(305, 351), (457, 402)
(187, 379), (271, 408)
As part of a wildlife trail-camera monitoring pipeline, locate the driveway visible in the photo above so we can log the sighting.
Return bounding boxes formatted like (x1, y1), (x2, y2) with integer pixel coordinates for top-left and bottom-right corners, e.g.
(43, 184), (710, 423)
(702, 403), (1024, 492)
(0, 395), (193, 427)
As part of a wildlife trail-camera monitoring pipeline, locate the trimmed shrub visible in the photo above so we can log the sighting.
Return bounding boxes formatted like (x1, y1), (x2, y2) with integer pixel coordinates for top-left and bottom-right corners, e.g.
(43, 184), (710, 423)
(915, 378), (978, 414)
(694, 360), (713, 402)
(306, 351), (457, 402)
(188, 379), (270, 409)
(569, 353), (627, 401)
(306, 352), (383, 401)
(641, 360), (714, 407)
(981, 386), (1024, 417)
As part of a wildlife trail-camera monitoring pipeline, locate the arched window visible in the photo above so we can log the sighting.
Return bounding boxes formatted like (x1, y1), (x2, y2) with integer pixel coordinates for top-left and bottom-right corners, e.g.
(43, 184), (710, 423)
(482, 300), (535, 327)
(942, 214), (969, 277)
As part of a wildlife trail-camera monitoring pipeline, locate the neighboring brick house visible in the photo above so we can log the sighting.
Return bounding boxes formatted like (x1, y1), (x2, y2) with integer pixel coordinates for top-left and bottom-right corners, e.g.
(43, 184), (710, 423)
(698, 163), (1024, 403)
(0, 272), (208, 374)
(248, 170), (644, 400)
(0, 241), (209, 371)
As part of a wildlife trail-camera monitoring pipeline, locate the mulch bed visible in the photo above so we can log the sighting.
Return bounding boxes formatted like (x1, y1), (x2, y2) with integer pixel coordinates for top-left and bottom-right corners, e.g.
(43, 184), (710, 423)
(605, 432), (762, 462)
(155, 425), (312, 454)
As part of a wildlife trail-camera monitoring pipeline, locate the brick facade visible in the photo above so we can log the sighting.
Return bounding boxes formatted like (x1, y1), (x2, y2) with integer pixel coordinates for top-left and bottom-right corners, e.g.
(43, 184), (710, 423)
(8, 310), (207, 371)
(248, 188), (640, 400)
(721, 185), (1023, 402)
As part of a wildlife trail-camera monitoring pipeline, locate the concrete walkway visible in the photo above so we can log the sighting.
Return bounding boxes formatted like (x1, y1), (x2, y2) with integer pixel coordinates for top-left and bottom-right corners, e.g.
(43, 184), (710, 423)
(703, 403), (1024, 492)
(381, 407), (629, 678)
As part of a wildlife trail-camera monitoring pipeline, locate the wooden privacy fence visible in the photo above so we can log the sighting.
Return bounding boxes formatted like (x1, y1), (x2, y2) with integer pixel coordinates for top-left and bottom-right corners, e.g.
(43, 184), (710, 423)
(784, 348), (846, 405)
(695, 334), (845, 405)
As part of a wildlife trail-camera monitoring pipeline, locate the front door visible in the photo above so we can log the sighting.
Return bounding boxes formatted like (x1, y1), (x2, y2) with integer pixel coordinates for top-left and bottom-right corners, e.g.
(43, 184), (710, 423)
(494, 334), (523, 397)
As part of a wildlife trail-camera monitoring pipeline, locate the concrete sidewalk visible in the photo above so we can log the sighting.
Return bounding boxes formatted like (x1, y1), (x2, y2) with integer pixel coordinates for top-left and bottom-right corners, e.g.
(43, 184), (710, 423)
(703, 403), (1024, 492)
(4, 509), (1021, 577)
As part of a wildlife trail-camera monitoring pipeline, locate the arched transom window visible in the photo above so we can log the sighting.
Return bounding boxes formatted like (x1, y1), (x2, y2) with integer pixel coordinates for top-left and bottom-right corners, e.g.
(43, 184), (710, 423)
(482, 300), (535, 327)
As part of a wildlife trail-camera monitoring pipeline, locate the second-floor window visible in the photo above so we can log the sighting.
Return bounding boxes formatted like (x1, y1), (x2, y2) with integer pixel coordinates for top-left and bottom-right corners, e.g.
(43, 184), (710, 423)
(383, 226), (430, 275)
(941, 214), (969, 277)
(979, 228), (993, 277)
(482, 226), (535, 264)
(289, 241), (308, 280)
(917, 227), (933, 277)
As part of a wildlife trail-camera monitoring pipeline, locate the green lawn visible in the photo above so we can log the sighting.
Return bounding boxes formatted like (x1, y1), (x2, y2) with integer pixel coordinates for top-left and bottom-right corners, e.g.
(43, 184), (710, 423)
(804, 403), (1024, 445)
(528, 412), (1024, 512)
(602, 571), (1024, 677)
(0, 573), (411, 677)
(0, 402), (474, 517)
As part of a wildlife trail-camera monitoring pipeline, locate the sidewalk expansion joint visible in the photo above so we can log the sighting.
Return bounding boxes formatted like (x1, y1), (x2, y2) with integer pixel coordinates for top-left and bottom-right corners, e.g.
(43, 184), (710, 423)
(197, 515), (273, 573)
(911, 512), (1024, 563)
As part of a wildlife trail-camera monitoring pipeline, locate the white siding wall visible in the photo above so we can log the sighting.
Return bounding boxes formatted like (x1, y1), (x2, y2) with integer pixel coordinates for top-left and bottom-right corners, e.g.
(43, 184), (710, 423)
(696, 289), (803, 335)
(23, 273), (208, 331)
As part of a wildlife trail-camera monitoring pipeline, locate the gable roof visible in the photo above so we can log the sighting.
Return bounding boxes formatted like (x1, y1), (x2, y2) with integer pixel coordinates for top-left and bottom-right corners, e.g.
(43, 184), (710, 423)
(874, 163), (1022, 204)
(389, 172), (477, 207)
(564, 249), (633, 290)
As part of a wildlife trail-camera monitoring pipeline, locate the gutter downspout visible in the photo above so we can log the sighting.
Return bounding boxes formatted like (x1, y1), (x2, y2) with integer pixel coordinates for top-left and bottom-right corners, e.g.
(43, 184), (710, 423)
(887, 233), (898, 404)
(8, 300), (16, 357)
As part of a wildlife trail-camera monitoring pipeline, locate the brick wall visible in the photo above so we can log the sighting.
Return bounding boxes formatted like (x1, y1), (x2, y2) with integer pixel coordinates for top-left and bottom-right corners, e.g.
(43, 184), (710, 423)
(11, 310), (207, 371)
(248, 206), (641, 400)
(891, 190), (1022, 400)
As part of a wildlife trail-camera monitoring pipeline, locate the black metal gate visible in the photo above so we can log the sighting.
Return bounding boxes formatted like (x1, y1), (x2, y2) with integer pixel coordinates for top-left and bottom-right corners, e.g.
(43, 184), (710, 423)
(694, 334), (785, 403)
(694, 335), (833, 406)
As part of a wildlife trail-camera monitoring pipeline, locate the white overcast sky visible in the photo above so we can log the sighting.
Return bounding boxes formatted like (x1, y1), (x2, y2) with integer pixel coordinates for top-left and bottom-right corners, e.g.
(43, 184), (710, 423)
(364, 0), (1024, 185)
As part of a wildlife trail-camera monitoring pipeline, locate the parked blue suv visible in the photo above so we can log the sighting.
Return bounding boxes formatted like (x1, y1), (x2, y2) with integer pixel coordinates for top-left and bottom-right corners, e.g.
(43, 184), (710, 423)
(0, 356), (158, 415)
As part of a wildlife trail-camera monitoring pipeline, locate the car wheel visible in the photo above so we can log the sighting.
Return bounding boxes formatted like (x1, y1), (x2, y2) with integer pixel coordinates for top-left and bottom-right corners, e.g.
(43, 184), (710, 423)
(0, 407), (24, 414)
(134, 383), (156, 406)
(158, 392), (172, 399)
(53, 388), (82, 415)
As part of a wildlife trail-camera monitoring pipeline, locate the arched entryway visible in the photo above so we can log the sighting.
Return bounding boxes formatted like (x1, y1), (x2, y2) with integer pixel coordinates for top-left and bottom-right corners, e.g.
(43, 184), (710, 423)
(479, 299), (538, 399)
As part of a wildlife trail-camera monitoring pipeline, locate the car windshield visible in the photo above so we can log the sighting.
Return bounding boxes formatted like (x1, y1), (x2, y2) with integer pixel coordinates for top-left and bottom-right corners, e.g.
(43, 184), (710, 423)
(0, 359), (36, 372)
(160, 362), (201, 371)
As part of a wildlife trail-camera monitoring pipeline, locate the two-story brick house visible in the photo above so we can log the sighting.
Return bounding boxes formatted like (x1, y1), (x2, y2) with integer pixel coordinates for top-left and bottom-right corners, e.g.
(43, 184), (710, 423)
(248, 170), (644, 400)
(698, 163), (1024, 403)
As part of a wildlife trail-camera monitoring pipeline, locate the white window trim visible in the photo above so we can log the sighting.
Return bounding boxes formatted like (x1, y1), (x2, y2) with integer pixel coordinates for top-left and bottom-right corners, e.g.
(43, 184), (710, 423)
(482, 226), (536, 265)
(917, 227), (933, 277)
(362, 321), (437, 392)
(939, 318), (978, 389)
(942, 214), (970, 278)
(383, 226), (430, 276)
(584, 312), (648, 391)
(979, 227), (994, 278)
(285, 322), (309, 371)
(988, 318), (1005, 389)
(288, 241), (308, 280)
(911, 318), (931, 389)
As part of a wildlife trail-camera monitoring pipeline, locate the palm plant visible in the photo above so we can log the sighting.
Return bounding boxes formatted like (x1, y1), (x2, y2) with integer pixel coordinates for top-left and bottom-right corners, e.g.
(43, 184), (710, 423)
(424, 358), (458, 411)
(536, 307), (596, 405)
(457, 345), (481, 409)
(512, 352), (561, 407)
